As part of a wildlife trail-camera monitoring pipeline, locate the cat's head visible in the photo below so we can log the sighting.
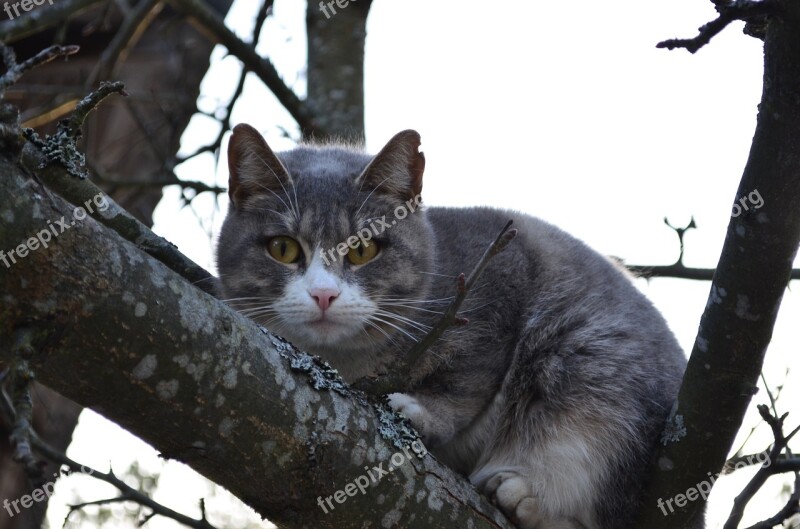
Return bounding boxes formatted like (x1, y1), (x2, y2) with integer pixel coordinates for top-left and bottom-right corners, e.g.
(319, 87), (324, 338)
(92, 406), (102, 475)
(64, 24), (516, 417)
(216, 124), (434, 378)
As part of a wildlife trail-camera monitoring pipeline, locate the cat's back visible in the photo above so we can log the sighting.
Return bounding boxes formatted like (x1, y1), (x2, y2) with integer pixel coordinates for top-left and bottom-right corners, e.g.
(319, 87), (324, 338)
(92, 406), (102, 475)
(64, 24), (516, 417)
(425, 205), (685, 377)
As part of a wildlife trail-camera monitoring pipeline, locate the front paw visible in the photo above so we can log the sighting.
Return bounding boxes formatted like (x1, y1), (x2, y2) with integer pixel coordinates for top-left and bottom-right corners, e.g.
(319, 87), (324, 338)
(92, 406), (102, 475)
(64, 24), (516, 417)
(387, 393), (433, 441)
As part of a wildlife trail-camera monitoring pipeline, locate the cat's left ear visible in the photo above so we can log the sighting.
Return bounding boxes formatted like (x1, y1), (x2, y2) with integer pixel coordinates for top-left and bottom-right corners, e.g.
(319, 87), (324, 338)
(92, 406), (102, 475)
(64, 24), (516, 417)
(356, 130), (424, 201)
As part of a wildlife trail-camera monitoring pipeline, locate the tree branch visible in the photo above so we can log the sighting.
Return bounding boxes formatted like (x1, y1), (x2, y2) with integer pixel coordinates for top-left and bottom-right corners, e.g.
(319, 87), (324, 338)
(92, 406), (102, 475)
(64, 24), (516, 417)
(0, 0), (105, 43)
(636, 3), (800, 526)
(0, 44), (79, 95)
(166, 0), (321, 136)
(0, 382), (221, 529)
(625, 263), (800, 281)
(0, 117), (512, 529)
(657, 0), (776, 53)
(17, 129), (218, 295)
(85, 0), (164, 87)
(725, 405), (800, 529)
(176, 0), (272, 164)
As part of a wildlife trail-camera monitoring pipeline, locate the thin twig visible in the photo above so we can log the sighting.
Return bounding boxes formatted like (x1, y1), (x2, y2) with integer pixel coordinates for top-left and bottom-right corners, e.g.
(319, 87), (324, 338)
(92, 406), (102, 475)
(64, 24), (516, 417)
(657, 0), (775, 53)
(625, 264), (800, 281)
(177, 0), (273, 164)
(664, 216), (697, 266)
(0, 44), (80, 95)
(743, 472), (800, 529)
(62, 81), (128, 140)
(6, 329), (43, 482)
(29, 81), (127, 179)
(86, 0), (164, 87)
(354, 221), (517, 395)
(166, 0), (320, 136)
(724, 405), (800, 529)
(90, 166), (226, 196)
(1, 380), (214, 529)
(0, 385), (218, 529)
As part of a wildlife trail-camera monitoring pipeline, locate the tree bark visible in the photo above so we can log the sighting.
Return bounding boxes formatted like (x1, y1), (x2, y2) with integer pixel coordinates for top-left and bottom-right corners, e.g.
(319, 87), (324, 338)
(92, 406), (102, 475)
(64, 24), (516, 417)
(0, 131), (512, 529)
(636, 4), (800, 527)
(306, 0), (372, 140)
(1, 4), (231, 527)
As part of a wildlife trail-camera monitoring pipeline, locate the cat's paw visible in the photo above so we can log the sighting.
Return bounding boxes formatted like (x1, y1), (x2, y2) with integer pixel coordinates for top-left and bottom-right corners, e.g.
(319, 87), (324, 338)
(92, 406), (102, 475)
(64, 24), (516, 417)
(387, 393), (433, 441)
(483, 471), (544, 529)
(481, 471), (584, 529)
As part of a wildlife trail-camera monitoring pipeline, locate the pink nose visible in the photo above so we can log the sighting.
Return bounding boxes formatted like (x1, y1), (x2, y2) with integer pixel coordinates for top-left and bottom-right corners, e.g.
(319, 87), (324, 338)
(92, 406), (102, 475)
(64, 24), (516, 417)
(309, 288), (339, 311)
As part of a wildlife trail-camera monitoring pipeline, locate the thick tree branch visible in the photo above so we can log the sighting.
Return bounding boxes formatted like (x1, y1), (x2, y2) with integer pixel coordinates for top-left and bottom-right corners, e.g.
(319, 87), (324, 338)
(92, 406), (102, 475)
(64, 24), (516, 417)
(0, 124), (512, 529)
(17, 131), (217, 295)
(636, 3), (800, 527)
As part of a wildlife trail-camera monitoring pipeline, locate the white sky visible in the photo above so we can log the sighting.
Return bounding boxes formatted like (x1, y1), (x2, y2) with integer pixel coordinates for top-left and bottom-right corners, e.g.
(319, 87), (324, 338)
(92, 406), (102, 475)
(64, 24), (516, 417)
(43, 1), (800, 528)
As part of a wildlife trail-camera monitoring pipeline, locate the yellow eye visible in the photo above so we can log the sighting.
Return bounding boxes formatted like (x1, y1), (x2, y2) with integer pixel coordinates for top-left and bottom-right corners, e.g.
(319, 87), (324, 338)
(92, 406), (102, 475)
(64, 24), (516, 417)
(347, 241), (379, 265)
(267, 236), (301, 264)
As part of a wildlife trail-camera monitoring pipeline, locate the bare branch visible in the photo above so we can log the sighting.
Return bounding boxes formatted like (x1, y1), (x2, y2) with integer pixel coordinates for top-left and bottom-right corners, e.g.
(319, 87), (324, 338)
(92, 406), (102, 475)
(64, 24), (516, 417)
(657, 0), (776, 53)
(636, 6), (800, 526)
(725, 405), (800, 529)
(61, 80), (128, 141)
(0, 382), (220, 529)
(166, 0), (321, 136)
(743, 474), (800, 529)
(0, 0), (105, 43)
(86, 0), (165, 87)
(0, 44), (80, 95)
(177, 0), (273, 164)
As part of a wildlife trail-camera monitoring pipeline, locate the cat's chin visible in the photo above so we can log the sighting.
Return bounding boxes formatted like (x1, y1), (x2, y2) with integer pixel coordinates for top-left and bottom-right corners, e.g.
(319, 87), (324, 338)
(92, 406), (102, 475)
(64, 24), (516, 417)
(278, 321), (378, 356)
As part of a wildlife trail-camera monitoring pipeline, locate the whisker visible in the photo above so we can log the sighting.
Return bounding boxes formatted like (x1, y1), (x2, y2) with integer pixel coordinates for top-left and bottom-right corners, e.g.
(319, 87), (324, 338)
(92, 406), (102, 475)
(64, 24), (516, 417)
(379, 304), (445, 316)
(369, 315), (420, 343)
(374, 310), (431, 333)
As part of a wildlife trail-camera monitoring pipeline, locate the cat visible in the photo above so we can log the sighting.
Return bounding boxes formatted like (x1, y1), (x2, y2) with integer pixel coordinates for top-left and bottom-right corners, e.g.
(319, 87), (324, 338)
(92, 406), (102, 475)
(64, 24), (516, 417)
(216, 124), (693, 529)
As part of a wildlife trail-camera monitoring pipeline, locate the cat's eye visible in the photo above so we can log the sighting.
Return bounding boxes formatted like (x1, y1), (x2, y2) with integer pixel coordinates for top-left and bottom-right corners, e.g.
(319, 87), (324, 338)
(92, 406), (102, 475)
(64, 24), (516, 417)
(347, 241), (379, 265)
(267, 236), (301, 264)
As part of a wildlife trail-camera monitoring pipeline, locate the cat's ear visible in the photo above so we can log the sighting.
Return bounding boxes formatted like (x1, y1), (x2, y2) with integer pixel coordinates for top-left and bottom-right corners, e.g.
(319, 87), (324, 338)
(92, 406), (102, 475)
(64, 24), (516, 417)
(356, 130), (424, 201)
(227, 124), (293, 210)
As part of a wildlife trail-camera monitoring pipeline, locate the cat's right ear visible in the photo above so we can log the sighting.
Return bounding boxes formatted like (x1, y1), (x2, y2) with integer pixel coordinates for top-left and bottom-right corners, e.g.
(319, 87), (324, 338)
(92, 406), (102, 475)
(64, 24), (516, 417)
(227, 124), (293, 210)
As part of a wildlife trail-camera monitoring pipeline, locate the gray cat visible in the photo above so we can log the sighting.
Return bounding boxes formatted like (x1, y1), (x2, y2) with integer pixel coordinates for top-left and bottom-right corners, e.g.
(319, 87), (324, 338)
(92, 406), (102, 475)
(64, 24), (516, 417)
(216, 124), (691, 529)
